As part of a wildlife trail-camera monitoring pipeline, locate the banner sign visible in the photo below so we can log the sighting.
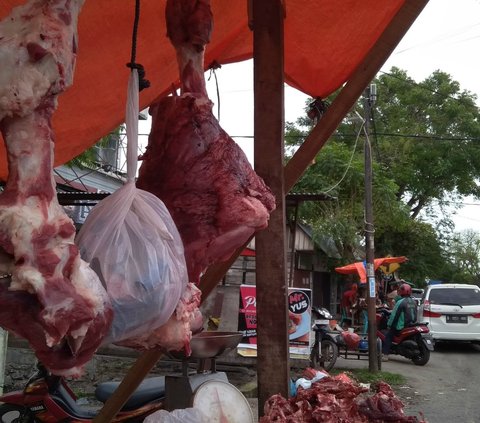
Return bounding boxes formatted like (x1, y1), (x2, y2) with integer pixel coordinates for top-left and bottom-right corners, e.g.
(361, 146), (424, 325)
(237, 285), (312, 355)
(288, 288), (312, 352)
(238, 285), (257, 345)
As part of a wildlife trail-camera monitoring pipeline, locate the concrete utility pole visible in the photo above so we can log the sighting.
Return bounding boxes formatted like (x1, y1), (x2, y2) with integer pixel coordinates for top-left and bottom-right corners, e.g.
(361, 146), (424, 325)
(363, 84), (378, 372)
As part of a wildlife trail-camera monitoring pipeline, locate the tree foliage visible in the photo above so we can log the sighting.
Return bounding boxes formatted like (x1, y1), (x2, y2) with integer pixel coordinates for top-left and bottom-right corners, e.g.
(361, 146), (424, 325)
(66, 125), (124, 170)
(445, 230), (480, 284)
(373, 68), (480, 219)
(286, 68), (480, 283)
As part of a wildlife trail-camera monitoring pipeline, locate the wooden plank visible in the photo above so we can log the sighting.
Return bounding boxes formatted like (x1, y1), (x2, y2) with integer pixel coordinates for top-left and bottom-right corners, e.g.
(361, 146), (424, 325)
(284, 0), (429, 192)
(253, 0), (289, 415)
(93, 349), (164, 422)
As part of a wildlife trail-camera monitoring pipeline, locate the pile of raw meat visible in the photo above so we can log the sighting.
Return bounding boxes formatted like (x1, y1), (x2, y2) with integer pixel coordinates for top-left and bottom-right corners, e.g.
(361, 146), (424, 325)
(0, 0), (113, 376)
(137, 0), (276, 284)
(260, 369), (425, 423)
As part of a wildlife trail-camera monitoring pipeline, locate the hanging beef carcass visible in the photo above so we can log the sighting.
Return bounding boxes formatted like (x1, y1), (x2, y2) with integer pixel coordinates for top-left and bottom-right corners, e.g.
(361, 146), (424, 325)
(0, 0), (112, 376)
(137, 0), (276, 284)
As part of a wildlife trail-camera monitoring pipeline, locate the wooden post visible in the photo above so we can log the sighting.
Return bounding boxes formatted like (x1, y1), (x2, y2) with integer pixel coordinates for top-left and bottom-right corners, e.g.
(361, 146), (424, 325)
(253, 0), (289, 416)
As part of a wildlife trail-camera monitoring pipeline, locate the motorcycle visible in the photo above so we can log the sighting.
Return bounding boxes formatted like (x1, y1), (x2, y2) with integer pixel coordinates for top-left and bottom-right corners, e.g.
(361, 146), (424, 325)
(376, 307), (434, 365)
(309, 307), (339, 371)
(0, 362), (165, 422)
(309, 307), (383, 372)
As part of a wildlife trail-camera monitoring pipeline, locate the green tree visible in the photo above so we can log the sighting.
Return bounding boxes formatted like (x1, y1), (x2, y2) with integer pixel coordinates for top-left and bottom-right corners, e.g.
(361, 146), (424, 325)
(286, 68), (480, 282)
(373, 68), (480, 219)
(445, 230), (480, 284)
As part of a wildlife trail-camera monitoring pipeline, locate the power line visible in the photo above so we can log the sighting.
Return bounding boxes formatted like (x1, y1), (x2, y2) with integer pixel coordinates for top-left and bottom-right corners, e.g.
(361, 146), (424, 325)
(372, 132), (480, 142)
(230, 132), (480, 142)
(393, 22), (480, 55)
(438, 200), (480, 207)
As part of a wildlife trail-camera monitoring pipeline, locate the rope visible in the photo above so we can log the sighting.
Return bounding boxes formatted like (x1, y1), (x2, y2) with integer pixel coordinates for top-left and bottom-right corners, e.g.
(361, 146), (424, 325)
(126, 0), (150, 91)
(208, 61), (222, 121)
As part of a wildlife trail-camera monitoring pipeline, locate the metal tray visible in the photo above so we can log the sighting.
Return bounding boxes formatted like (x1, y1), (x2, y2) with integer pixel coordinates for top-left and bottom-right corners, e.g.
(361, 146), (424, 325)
(171, 331), (243, 360)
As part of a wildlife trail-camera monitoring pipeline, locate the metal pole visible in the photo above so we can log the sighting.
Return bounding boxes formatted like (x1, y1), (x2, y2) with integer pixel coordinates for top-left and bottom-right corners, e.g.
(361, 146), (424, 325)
(288, 203), (299, 287)
(0, 329), (7, 395)
(364, 85), (378, 372)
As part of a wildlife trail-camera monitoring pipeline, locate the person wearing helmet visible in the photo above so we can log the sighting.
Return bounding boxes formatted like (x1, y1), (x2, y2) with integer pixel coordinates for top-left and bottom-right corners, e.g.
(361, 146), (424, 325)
(381, 283), (417, 361)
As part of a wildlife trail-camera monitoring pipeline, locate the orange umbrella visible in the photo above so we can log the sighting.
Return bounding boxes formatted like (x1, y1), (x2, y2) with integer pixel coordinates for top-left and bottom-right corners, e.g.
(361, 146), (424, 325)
(335, 256), (408, 283)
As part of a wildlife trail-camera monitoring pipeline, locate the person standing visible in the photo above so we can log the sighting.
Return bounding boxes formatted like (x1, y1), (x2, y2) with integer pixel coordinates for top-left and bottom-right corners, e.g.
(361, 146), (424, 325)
(357, 286), (368, 335)
(340, 283), (358, 327)
(382, 283), (417, 361)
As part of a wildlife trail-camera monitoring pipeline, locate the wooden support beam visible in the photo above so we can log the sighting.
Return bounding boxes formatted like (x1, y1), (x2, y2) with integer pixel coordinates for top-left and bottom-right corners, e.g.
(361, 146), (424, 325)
(253, 0), (289, 416)
(284, 0), (429, 192)
(199, 243), (250, 298)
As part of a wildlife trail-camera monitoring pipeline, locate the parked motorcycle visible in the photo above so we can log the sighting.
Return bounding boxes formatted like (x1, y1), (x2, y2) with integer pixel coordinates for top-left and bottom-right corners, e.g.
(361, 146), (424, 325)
(309, 307), (383, 372)
(376, 307), (434, 365)
(0, 362), (165, 422)
(309, 307), (339, 371)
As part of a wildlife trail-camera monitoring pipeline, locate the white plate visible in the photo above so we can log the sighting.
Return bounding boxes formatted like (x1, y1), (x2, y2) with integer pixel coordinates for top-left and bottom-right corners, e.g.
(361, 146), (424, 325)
(289, 311), (311, 339)
(193, 380), (254, 423)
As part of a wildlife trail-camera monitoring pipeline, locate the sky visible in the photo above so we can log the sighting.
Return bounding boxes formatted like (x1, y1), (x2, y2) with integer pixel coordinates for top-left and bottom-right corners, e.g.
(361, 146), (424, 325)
(139, 0), (480, 233)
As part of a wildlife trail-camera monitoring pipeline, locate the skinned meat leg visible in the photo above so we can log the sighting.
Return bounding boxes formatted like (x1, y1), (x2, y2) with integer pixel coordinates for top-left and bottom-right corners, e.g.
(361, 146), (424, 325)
(0, 0), (112, 376)
(137, 0), (276, 284)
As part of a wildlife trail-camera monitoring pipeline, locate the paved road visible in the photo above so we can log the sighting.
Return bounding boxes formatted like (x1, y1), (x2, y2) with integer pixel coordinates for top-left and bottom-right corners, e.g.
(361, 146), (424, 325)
(336, 341), (480, 423)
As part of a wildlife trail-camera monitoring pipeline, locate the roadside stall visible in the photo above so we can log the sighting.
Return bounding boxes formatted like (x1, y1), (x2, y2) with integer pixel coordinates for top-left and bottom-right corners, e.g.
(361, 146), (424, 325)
(335, 257), (408, 329)
(0, 1), (429, 421)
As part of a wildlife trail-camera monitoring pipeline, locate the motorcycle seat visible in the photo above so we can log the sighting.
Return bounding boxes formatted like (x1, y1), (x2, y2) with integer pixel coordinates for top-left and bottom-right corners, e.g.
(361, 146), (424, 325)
(95, 376), (166, 410)
(51, 383), (98, 419)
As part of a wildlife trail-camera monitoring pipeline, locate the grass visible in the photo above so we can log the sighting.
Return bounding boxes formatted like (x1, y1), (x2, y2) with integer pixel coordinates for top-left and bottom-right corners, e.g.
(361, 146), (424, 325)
(331, 368), (406, 386)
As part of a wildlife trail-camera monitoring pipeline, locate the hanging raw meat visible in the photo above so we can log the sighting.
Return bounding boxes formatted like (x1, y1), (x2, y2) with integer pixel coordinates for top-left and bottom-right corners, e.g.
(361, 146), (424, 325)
(137, 0), (276, 283)
(0, 0), (112, 376)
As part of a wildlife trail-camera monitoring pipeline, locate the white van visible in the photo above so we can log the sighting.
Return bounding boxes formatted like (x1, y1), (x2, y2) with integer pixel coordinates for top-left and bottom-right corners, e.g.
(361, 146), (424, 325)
(419, 283), (480, 342)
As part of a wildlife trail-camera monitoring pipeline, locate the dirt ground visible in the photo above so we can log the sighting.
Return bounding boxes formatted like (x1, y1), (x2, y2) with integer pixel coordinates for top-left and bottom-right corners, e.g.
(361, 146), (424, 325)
(4, 348), (259, 399)
(4, 348), (421, 422)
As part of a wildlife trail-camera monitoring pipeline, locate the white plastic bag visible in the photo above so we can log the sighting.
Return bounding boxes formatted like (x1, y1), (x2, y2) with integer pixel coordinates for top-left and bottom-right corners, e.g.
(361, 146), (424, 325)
(76, 70), (188, 344)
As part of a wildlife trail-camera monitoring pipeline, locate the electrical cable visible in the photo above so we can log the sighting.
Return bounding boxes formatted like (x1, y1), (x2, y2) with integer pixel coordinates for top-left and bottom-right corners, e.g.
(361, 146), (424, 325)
(317, 113), (364, 195)
(362, 122), (375, 235)
(370, 108), (381, 162)
(393, 22), (480, 55)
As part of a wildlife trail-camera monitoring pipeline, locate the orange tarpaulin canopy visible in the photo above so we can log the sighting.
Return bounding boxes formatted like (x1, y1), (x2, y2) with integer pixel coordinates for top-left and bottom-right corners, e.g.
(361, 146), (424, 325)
(335, 256), (408, 283)
(0, 0), (405, 181)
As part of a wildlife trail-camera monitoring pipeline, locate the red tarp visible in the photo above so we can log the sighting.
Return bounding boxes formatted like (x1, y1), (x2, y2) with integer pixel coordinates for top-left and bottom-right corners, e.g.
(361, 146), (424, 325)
(335, 256), (408, 283)
(0, 0), (405, 180)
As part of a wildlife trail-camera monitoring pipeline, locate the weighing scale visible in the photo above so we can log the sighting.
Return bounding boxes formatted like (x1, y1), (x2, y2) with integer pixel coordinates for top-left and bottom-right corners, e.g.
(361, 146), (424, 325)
(164, 331), (254, 423)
